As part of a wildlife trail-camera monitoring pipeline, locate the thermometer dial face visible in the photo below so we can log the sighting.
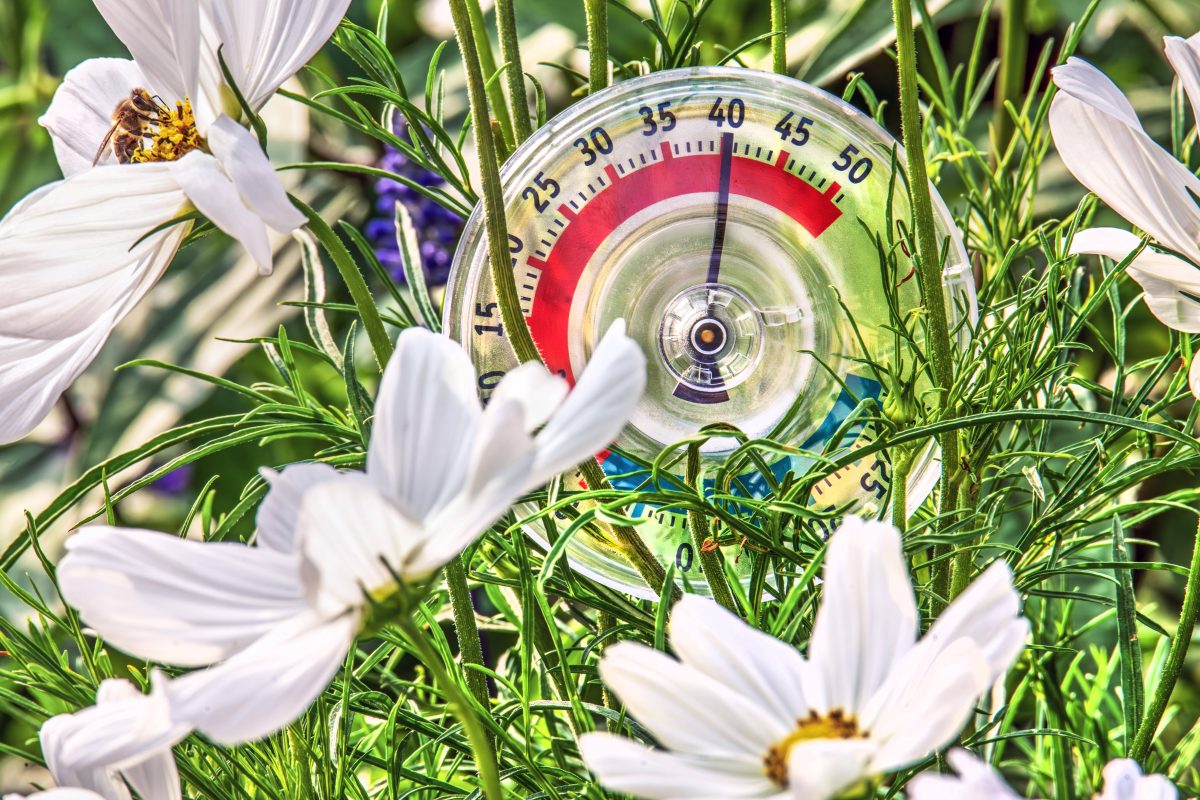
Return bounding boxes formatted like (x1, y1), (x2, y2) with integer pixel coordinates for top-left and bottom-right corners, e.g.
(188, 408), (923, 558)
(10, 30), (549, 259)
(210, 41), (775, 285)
(444, 67), (974, 598)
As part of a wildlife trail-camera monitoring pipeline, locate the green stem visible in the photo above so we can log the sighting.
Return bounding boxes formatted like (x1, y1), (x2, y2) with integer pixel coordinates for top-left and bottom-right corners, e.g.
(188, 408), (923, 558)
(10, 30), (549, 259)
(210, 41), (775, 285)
(890, 446), (916, 534)
(597, 611), (619, 732)
(399, 615), (503, 800)
(770, 0), (787, 74)
(1131, 516), (1200, 760)
(947, 474), (976, 601)
(443, 556), (491, 712)
(584, 0), (609, 94)
(293, 198), (393, 368)
(948, 546), (974, 600)
(454, 0), (668, 611)
(994, 0), (1027, 161)
(686, 445), (737, 613)
(449, 0), (540, 366)
(464, 0), (516, 153)
(579, 457), (676, 601)
(890, 0), (961, 575)
(495, 0), (532, 143)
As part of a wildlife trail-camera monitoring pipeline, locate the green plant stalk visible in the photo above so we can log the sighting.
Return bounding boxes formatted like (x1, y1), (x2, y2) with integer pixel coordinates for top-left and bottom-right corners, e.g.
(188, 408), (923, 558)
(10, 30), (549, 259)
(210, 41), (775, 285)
(890, 0), (961, 604)
(947, 478), (977, 598)
(890, 446), (916, 534)
(464, 0), (516, 152)
(449, 0), (541, 366)
(495, 0), (532, 143)
(579, 458), (676, 600)
(686, 445), (737, 612)
(994, 0), (1027, 159)
(597, 610), (619, 731)
(294, 199), (393, 367)
(398, 615), (503, 800)
(444, 0), (537, 734)
(444, 556), (491, 712)
(770, 0), (787, 74)
(1131, 515), (1200, 760)
(452, 0), (669, 606)
(584, 0), (609, 94)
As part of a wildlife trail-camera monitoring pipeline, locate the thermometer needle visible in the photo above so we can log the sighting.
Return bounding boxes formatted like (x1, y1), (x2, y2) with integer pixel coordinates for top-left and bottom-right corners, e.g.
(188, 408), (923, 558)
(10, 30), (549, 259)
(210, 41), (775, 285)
(707, 131), (734, 284)
(673, 131), (735, 405)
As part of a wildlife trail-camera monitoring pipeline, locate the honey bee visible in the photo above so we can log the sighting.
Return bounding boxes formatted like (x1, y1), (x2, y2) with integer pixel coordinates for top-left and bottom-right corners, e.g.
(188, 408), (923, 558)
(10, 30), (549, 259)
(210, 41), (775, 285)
(92, 89), (166, 165)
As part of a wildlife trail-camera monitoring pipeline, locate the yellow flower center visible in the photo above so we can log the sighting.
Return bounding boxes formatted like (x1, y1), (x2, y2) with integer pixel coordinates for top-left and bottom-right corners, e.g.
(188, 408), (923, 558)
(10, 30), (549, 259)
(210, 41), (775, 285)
(129, 97), (205, 163)
(763, 709), (865, 786)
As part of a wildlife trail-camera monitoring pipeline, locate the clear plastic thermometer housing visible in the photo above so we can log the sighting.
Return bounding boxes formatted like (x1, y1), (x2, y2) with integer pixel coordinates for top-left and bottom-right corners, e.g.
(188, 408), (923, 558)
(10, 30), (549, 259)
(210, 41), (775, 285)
(444, 67), (974, 598)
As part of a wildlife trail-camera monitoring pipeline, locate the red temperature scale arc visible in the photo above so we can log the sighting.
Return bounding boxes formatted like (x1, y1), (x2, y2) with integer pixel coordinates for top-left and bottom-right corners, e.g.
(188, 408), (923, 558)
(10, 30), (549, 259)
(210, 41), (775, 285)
(522, 133), (843, 395)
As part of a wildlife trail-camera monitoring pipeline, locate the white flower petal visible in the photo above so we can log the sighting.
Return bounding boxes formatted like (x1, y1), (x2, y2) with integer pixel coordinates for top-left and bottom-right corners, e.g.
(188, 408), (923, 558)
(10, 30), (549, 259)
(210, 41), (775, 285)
(92, 682), (181, 800)
(167, 150), (272, 273)
(599, 642), (789, 759)
(38, 58), (145, 176)
(256, 463), (342, 553)
(41, 674), (187, 798)
(1070, 227), (1200, 333)
(530, 318), (647, 481)
(489, 360), (568, 431)
(1165, 35), (1200, 141)
(206, 115), (305, 232)
(578, 733), (782, 799)
(58, 527), (309, 666)
(0, 167), (183, 338)
(1099, 759), (1177, 800)
(17, 792), (108, 800)
(1052, 57), (1140, 126)
(166, 611), (358, 745)
(366, 326), (482, 518)
(669, 596), (810, 723)
(0, 166), (185, 444)
(1190, 353), (1200, 401)
(200, 0), (352, 113)
(1050, 58), (1200, 264)
(907, 750), (1022, 800)
(806, 517), (918, 715)
(860, 637), (991, 772)
(785, 739), (876, 800)
(414, 396), (537, 564)
(298, 477), (425, 606)
(915, 561), (1028, 681)
(93, 0), (199, 105)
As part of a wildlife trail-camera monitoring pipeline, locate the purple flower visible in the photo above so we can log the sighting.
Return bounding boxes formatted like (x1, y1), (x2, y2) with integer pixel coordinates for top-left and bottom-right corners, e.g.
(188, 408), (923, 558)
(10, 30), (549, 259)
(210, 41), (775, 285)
(366, 118), (464, 286)
(151, 464), (194, 495)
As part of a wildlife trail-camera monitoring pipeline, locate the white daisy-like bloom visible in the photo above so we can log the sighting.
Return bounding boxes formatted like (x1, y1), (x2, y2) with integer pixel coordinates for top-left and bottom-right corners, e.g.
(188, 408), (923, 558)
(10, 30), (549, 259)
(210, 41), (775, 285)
(908, 749), (1177, 800)
(8, 676), (188, 800)
(57, 321), (646, 746)
(0, 0), (350, 444)
(1049, 45), (1200, 397)
(579, 517), (1029, 799)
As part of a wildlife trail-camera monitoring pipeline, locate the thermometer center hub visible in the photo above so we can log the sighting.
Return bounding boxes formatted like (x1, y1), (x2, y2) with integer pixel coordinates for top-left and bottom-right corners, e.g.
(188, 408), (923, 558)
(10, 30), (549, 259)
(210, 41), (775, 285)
(690, 318), (727, 355)
(658, 282), (763, 394)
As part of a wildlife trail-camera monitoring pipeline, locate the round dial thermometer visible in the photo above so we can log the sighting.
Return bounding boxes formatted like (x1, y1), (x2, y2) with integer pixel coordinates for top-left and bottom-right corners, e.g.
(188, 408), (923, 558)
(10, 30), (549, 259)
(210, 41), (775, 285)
(445, 67), (974, 598)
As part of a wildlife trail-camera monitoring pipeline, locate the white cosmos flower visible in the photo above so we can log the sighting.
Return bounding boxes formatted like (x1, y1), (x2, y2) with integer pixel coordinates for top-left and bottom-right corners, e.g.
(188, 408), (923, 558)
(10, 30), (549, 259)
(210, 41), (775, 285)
(1050, 49), (1200, 397)
(58, 321), (646, 745)
(908, 750), (1176, 800)
(578, 517), (1029, 800)
(13, 676), (188, 800)
(0, 0), (350, 445)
